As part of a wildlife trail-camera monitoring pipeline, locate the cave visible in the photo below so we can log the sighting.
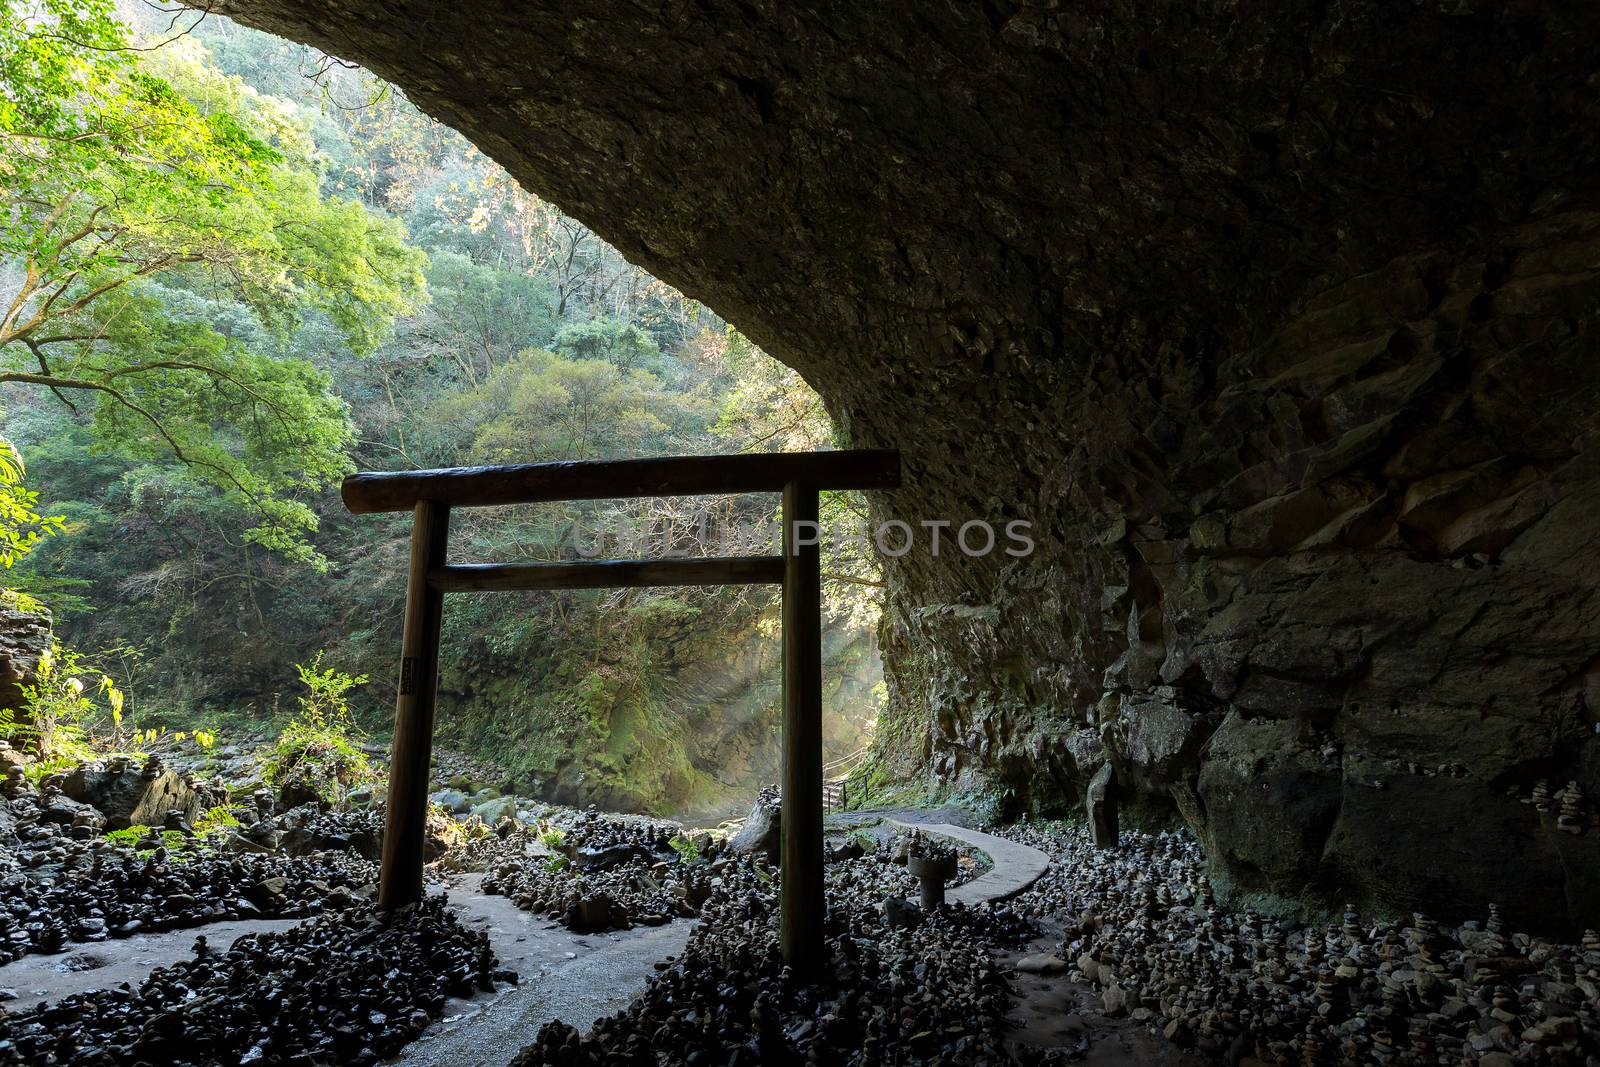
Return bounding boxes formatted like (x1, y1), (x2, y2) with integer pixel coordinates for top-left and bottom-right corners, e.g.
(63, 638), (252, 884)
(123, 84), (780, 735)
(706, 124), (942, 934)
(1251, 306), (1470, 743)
(188, 0), (1600, 935)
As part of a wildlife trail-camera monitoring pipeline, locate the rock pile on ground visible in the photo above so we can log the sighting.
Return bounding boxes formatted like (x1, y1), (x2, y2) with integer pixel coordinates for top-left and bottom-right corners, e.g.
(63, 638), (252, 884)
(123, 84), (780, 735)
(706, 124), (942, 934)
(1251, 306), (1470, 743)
(274, 804), (383, 860)
(510, 862), (1020, 1067)
(997, 821), (1600, 1065)
(554, 807), (690, 867)
(0, 843), (375, 963)
(0, 895), (504, 1066)
(484, 850), (706, 933)
(480, 813), (709, 933)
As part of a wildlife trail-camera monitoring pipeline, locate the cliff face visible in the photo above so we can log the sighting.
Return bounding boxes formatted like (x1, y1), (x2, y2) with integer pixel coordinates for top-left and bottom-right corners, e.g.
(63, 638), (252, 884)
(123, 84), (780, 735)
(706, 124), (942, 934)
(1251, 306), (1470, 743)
(0, 603), (51, 737)
(208, 0), (1600, 931)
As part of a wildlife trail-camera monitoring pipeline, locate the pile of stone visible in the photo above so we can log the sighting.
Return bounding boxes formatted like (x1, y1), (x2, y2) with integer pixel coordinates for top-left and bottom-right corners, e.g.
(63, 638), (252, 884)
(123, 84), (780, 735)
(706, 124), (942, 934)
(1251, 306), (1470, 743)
(483, 849), (706, 933)
(479, 817), (707, 933)
(272, 804), (383, 860)
(0, 896), (504, 1066)
(229, 790), (467, 863)
(477, 807), (724, 933)
(553, 807), (690, 863)
(996, 822), (1600, 1065)
(0, 844), (375, 963)
(509, 863), (1017, 1067)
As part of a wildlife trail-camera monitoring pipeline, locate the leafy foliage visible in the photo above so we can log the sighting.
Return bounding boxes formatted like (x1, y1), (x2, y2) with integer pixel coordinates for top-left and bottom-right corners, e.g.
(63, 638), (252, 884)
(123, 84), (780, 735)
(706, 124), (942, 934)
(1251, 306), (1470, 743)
(262, 652), (373, 804)
(4, 640), (120, 759)
(1, 2), (425, 561)
(0, 436), (62, 569)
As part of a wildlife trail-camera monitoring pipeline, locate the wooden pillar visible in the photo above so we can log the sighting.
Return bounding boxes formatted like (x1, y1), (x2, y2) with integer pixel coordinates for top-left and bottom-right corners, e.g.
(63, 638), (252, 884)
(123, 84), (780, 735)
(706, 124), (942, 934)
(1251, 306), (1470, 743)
(780, 480), (824, 978)
(378, 500), (449, 909)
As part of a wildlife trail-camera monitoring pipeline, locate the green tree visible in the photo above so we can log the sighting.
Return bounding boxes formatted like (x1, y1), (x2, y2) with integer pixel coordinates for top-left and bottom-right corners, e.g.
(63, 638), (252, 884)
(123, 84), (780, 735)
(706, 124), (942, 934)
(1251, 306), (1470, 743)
(435, 348), (707, 464)
(0, 437), (61, 573)
(1, 2), (426, 561)
(553, 317), (659, 374)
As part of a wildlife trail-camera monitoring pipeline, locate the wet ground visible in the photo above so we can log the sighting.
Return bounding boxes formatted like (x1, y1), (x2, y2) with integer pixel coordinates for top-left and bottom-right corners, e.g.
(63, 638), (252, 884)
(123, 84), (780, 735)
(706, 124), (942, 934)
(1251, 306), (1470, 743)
(395, 874), (693, 1067)
(0, 917), (301, 1012)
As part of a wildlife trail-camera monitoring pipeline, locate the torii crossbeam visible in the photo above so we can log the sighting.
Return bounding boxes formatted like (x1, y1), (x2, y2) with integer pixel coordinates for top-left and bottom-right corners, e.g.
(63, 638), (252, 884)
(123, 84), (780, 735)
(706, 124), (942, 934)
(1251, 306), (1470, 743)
(341, 449), (901, 977)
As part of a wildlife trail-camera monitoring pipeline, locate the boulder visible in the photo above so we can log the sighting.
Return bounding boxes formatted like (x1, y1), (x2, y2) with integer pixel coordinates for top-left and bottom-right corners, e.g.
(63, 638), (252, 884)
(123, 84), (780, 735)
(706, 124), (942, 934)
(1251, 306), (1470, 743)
(248, 876), (289, 907)
(881, 895), (922, 930)
(0, 740), (26, 772)
(345, 783), (383, 809)
(276, 774), (324, 811)
(470, 795), (517, 824)
(37, 792), (100, 829)
(430, 789), (470, 815)
(727, 787), (780, 864)
(1195, 713), (1342, 894)
(1086, 762), (1119, 849)
(564, 894), (616, 933)
(63, 765), (200, 831)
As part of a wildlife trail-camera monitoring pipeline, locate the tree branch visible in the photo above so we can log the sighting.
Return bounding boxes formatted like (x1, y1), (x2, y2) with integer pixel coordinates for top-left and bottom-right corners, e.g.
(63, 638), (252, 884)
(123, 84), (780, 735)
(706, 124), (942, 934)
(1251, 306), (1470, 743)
(19, 340), (81, 414)
(0, 371), (267, 515)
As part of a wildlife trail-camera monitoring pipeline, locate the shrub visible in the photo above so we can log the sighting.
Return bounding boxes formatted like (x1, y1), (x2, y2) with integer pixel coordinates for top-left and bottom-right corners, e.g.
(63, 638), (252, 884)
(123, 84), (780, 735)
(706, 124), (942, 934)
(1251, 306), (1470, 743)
(668, 834), (700, 864)
(3, 642), (122, 761)
(194, 805), (241, 837)
(262, 652), (373, 805)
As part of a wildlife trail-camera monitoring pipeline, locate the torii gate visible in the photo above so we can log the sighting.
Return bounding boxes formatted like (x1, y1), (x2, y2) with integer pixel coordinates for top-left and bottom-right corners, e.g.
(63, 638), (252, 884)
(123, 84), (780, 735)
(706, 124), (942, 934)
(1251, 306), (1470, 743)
(340, 449), (901, 977)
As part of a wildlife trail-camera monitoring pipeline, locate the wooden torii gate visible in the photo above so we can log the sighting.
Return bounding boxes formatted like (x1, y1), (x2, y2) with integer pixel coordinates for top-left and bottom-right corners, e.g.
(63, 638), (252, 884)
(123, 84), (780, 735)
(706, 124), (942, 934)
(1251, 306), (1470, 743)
(341, 449), (901, 976)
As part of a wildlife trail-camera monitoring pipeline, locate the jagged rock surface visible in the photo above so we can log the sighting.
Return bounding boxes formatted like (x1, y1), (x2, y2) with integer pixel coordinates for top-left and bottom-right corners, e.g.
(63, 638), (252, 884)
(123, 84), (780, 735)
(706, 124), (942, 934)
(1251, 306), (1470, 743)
(205, 0), (1600, 931)
(0, 605), (49, 734)
(62, 765), (202, 831)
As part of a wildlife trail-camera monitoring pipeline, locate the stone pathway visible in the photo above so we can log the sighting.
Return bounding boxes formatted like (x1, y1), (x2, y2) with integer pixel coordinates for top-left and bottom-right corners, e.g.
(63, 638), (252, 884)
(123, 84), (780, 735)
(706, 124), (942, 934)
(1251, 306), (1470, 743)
(395, 874), (692, 1067)
(884, 818), (1050, 905)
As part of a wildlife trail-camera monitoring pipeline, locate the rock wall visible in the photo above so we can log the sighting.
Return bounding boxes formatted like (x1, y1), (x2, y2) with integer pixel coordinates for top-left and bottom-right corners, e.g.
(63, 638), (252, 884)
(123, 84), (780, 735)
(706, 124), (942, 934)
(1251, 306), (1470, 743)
(209, 0), (1600, 932)
(0, 603), (51, 738)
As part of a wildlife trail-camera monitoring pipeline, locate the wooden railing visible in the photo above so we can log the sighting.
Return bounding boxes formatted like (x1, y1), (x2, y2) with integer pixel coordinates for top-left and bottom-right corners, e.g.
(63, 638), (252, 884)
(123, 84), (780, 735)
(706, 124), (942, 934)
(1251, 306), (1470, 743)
(820, 745), (867, 813)
(343, 448), (900, 979)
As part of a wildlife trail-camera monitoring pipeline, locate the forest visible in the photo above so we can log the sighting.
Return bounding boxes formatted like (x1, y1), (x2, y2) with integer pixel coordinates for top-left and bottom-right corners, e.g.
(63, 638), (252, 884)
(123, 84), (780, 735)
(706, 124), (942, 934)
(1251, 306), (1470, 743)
(0, 0), (881, 819)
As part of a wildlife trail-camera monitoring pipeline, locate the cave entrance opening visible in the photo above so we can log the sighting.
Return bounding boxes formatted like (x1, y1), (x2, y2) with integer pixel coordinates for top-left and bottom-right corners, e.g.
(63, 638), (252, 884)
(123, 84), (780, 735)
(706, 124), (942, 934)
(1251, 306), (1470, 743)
(341, 448), (901, 977)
